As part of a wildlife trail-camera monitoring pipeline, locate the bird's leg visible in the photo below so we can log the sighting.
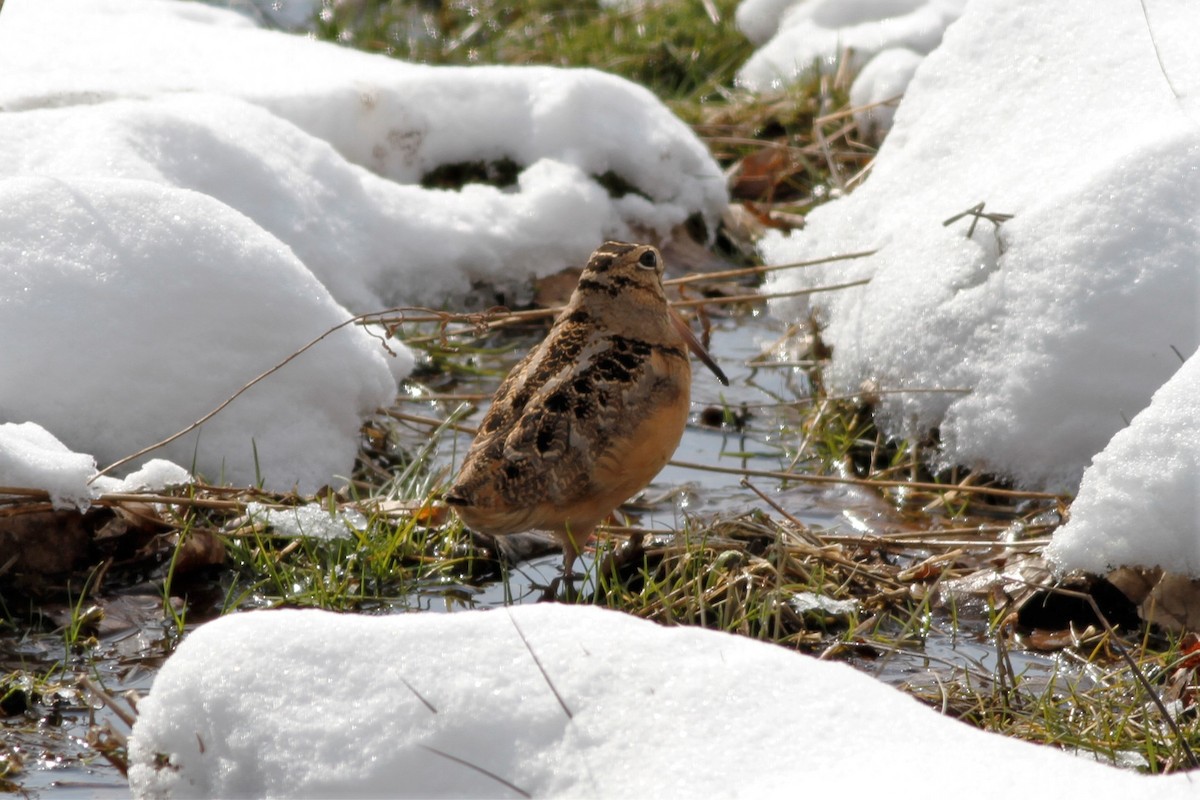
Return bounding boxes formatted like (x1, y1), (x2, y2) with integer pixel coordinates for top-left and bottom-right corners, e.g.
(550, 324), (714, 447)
(558, 529), (581, 578)
(556, 522), (597, 579)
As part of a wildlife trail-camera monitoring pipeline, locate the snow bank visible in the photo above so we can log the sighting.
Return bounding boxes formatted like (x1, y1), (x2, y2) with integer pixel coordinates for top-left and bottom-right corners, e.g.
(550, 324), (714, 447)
(0, 0), (726, 492)
(0, 0), (727, 307)
(754, 0), (1200, 574)
(735, 0), (965, 90)
(736, 0), (804, 45)
(1047, 354), (1200, 576)
(0, 95), (618, 311)
(757, 0), (1199, 491)
(126, 604), (1194, 798)
(0, 176), (397, 493)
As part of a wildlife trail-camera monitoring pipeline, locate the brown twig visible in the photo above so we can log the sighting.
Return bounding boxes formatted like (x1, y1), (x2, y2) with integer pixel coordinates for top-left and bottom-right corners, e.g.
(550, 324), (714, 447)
(663, 249), (877, 286)
(91, 306), (510, 482)
(400, 252), (878, 343)
(0, 485), (250, 512)
(669, 279), (871, 309)
(815, 94), (903, 126)
(79, 675), (138, 728)
(667, 459), (1064, 501)
(508, 610), (573, 720)
(418, 745), (531, 798)
(381, 409), (479, 435)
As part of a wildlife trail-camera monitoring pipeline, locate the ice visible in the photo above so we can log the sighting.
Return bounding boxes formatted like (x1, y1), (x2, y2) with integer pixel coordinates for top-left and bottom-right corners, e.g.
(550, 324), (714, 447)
(245, 501), (368, 541)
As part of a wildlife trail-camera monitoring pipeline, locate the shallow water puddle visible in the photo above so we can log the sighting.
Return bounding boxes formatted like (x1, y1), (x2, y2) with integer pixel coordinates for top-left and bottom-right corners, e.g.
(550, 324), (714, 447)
(2, 619), (169, 798)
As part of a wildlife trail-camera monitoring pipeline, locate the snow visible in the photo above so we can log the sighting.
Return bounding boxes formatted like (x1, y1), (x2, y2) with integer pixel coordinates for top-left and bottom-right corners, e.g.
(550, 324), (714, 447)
(735, 0), (965, 90)
(0, 423), (190, 510)
(0, 0), (726, 493)
(749, 0), (1200, 572)
(848, 47), (923, 142)
(0, 423), (98, 510)
(736, 0), (804, 45)
(237, 0), (318, 30)
(0, 175), (398, 494)
(245, 501), (367, 541)
(789, 591), (857, 616)
(1046, 353), (1200, 576)
(93, 460), (194, 495)
(0, 0), (727, 288)
(126, 604), (1196, 798)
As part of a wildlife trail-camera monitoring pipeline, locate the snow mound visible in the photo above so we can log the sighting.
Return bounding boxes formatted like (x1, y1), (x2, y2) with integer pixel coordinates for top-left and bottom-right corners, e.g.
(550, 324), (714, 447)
(0, 423), (190, 508)
(0, 423), (98, 511)
(1047, 353), (1200, 576)
(756, 0), (1200, 574)
(735, 0), (965, 90)
(736, 0), (803, 44)
(0, 176), (397, 493)
(92, 460), (194, 496)
(0, 0), (727, 303)
(0, 95), (631, 311)
(0, 0), (727, 493)
(759, 0), (1199, 490)
(126, 605), (1194, 798)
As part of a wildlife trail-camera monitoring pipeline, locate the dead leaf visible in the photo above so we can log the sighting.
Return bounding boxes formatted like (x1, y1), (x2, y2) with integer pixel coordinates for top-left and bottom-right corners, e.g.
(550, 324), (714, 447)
(1021, 626), (1100, 651)
(532, 268), (582, 308)
(1106, 566), (1162, 607)
(731, 146), (792, 201)
(168, 529), (226, 574)
(1178, 632), (1200, 670)
(1141, 572), (1200, 633)
(897, 550), (963, 583)
(721, 203), (766, 244)
(658, 228), (736, 274)
(1106, 567), (1200, 634)
(412, 503), (451, 527)
(766, 209), (806, 229)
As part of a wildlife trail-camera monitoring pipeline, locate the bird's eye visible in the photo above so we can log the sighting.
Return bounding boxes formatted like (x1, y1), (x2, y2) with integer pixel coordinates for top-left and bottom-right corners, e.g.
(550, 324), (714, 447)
(637, 250), (658, 270)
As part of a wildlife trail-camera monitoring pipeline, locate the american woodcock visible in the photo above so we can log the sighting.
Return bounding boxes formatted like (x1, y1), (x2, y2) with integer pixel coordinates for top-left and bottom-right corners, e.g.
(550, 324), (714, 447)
(446, 241), (729, 575)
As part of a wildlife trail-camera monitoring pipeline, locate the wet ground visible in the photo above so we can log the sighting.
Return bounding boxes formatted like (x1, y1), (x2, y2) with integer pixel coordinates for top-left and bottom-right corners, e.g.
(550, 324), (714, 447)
(1, 309), (1075, 796)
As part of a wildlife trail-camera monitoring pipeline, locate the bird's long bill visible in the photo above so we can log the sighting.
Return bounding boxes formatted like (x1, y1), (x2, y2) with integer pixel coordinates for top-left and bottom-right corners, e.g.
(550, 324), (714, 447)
(669, 307), (729, 386)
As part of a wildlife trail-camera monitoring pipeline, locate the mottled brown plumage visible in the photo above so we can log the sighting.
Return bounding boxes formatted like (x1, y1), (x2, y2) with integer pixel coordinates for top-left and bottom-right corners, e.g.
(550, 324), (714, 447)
(445, 241), (728, 574)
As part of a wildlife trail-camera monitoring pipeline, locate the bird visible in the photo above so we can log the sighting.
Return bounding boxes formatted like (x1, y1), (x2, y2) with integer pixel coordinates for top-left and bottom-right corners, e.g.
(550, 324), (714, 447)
(445, 240), (729, 576)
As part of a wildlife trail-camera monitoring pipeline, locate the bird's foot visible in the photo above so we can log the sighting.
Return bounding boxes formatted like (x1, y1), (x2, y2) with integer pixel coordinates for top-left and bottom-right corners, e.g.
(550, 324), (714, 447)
(542, 571), (584, 602)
